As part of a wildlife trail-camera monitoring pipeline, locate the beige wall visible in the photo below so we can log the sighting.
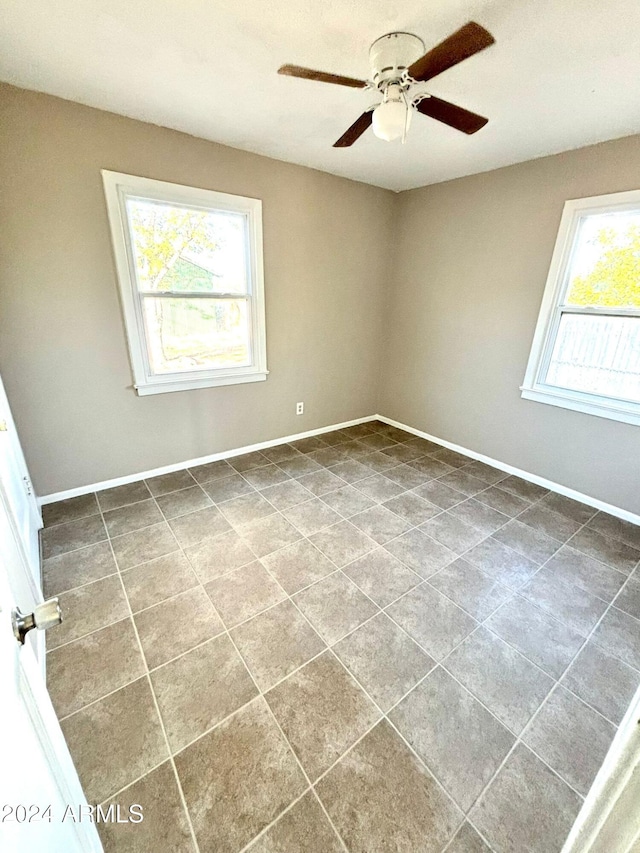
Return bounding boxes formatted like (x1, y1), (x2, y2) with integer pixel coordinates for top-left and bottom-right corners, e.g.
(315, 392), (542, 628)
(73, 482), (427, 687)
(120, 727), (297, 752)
(0, 84), (395, 495)
(379, 135), (640, 515)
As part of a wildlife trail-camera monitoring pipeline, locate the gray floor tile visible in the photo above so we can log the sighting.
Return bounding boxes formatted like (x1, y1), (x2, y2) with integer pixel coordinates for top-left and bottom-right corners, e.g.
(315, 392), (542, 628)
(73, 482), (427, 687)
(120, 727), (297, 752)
(349, 504), (413, 544)
(448, 498), (510, 535)
(151, 634), (258, 752)
(135, 587), (224, 668)
(382, 492), (440, 525)
(381, 442), (426, 464)
(341, 440), (375, 460)
(463, 537), (539, 589)
(356, 432), (399, 452)
(218, 491), (276, 526)
(293, 571), (378, 644)
(247, 792), (343, 853)
(429, 558), (513, 620)
(317, 720), (462, 853)
(266, 652), (379, 781)
(96, 481), (152, 511)
(592, 606), (640, 670)
(445, 627), (554, 734)
(296, 469), (347, 496)
(98, 761), (195, 853)
(168, 505), (231, 547)
(60, 677), (167, 804)
(447, 822), (491, 852)
(201, 473), (254, 503)
(520, 570), (607, 635)
(470, 744), (582, 853)
(540, 492), (597, 525)
(262, 539), (336, 594)
(306, 446), (349, 468)
(519, 504), (582, 542)
(144, 469), (196, 497)
(187, 459), (234, 484)
(390, 667), (515, 810)
(431, 448), (470, 468)
(41, 514), (107, 559)
(459, 461), (507, 486)
(282, 497), (342, 536)
(358, 451), (399, 473)
(43, 540), (116, 596)
(291, 436), (330, 453)
(243, 464), (292, 490)
(259, 479), (312, 510)
(353, 473), (405, 502)
(420, 513), (487, 554)
(328, 459), (374, 484)
(545, 546), (627, 601)
(474, 485), (530, 517)
(386, 584), (477, 661)
(260, 443), (301, 463)
(156, 485), (213, 519)
(384, 463), (432, 489)
(204, 561), (286, 628)
(309, 520), (376, 567)
(486, 595), (585, 678)
(229, 451), (271, 472)
(496, 476), (549, 503)
(321, 429), (353, 446)
(121, 551), (199, 612)
(407, 455), (454, 479)
(103, 499), (163, 537)
(237, 513), (302, 557)
(174, 698), (306, 853)
(320, 485), (376, 518)
(231, 599), (326, 691)
(334, 613), (435, 711)
(275, 453), (323, 477)
(47, 617), (144, 718)
(402, 436), (441, 454)
(343, 547), (421, 607)
(588, 511), (640, 550)
(437, 470), (487, 497)
(42, 493), (99, 527)
(523, 687), (615, 795)
(412, 479), (466, 509)
(110, 521), (179, 570)
(493, 519), (562, 564)
(384, 528), (457, 578)
(563, 640), (640, 725)
(184, 529), (256, 583)
(50, 574), (129, 649)
(615, 576), (640, 619)
(569, 526), (640, 575)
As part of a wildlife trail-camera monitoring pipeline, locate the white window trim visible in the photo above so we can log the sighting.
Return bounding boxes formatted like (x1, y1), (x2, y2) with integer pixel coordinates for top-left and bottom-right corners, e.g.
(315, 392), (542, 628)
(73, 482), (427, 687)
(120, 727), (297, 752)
(101, 170), (268, 395)
(521, 188), (640, 427)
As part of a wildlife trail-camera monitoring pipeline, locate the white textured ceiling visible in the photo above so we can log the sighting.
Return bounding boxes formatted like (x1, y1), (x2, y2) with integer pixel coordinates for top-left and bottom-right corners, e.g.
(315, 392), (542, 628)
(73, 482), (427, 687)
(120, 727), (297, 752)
(2, 0), (640, 191)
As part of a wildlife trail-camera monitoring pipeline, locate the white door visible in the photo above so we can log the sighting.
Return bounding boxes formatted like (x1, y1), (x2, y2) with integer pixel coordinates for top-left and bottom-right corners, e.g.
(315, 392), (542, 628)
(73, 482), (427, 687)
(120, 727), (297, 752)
(0, 486), (102, 852)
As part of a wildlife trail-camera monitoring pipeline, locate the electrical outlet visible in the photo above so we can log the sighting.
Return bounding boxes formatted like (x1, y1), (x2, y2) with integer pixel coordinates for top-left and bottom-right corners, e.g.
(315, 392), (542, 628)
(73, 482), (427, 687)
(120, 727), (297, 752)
(296, 402), (304, 415)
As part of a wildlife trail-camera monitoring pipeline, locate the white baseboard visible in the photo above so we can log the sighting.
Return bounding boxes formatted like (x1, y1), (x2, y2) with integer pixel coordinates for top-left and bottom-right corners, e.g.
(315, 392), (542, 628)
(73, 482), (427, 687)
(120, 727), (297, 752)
(38, 415), (378, 506)
(376, 414), (640, 527)
(39, 411), (640, 527)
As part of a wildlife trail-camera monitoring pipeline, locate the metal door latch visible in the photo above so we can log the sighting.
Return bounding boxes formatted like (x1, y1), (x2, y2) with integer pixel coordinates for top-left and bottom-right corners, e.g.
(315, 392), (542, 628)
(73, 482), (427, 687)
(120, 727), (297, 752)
(12, 598), (63, 644)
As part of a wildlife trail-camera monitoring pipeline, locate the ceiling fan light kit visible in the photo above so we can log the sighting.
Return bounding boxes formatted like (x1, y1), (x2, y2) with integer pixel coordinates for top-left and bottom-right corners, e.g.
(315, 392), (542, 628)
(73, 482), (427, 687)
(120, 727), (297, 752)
(278, 21), (495, 147)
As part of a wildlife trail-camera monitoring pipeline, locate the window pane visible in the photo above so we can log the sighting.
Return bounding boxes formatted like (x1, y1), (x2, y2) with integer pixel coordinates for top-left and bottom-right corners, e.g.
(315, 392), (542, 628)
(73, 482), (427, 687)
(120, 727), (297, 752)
(142, 297), (251, 375)
(565, 210), (640, 308)
(545, 313), (640, 402)
(126, 198), (248, 294)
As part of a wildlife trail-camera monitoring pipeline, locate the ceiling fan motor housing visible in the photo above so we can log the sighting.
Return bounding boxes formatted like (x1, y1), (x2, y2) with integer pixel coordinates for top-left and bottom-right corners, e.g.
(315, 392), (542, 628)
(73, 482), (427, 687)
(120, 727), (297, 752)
(369, 32), (425, 88)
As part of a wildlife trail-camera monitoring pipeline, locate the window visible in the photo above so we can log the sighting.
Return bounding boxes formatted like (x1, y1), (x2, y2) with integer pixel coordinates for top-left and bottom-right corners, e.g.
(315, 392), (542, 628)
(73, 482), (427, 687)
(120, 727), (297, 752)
(522, 189), (640, 425)
(102, 171), (267, 395)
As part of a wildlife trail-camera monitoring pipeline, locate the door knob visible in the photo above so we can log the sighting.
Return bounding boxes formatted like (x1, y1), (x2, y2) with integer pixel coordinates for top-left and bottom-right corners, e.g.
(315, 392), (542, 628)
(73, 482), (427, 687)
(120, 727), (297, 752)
(12, 598), (63, 644)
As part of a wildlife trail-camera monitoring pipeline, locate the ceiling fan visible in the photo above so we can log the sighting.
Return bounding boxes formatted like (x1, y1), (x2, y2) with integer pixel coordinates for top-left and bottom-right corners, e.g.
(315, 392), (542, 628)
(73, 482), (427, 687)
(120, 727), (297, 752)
(278, 22), (495, 147)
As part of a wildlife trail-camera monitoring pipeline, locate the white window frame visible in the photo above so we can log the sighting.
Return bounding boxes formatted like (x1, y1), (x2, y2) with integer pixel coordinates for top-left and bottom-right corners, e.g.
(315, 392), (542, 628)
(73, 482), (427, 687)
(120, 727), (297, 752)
(521, 188), (640, 426)
(102, 170), (268, 395)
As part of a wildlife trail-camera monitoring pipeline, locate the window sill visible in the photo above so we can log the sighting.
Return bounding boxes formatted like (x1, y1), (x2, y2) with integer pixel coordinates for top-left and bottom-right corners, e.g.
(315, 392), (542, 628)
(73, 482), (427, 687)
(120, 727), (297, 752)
(521, 385), (640, 427)
(135, 371), (268, 396)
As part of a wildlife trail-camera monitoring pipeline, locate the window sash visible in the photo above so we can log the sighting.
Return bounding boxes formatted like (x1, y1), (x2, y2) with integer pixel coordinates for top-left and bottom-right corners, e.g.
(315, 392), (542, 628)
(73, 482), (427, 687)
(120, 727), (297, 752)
(102, 170), (267, 395)
(521, 189), (640, 426)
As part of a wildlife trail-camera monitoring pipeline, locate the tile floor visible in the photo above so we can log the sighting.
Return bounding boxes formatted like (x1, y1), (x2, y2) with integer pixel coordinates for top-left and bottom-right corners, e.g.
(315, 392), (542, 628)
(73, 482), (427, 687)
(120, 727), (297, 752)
(41, 420), (640, 853)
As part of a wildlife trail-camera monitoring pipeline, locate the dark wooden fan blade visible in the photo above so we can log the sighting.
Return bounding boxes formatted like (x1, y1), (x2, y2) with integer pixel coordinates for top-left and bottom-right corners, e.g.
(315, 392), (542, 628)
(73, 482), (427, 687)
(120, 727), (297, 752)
(333, 111), (373, 147)
(278, 64), (366, 89)
(408, 21), (494, 82)
(415, 96), (488, 134)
